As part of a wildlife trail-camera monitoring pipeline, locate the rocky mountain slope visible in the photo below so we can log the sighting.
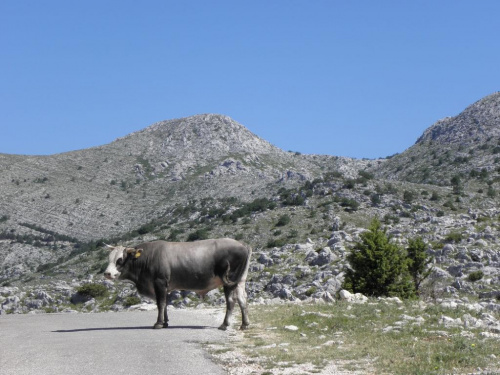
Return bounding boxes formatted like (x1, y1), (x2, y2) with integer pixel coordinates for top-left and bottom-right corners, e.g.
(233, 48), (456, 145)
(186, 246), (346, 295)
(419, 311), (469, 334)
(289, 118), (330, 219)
(0, 114), (365, 241)
(373, 92), (500, 185)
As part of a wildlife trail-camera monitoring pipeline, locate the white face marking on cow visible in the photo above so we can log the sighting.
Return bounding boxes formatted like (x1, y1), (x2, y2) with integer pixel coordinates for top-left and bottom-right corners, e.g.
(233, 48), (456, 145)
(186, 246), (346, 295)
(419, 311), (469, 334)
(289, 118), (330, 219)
(104, 246), (126, 280)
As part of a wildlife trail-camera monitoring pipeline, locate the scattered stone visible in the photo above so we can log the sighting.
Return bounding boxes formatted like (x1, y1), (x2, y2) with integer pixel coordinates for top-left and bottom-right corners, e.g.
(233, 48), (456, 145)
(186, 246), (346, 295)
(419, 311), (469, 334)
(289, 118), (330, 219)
(338, 289), (368, 304)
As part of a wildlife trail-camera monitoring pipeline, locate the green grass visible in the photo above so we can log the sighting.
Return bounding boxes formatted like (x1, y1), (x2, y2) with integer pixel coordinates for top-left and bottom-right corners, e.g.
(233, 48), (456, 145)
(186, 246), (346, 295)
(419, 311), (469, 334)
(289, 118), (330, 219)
(218, 301), (500, 374)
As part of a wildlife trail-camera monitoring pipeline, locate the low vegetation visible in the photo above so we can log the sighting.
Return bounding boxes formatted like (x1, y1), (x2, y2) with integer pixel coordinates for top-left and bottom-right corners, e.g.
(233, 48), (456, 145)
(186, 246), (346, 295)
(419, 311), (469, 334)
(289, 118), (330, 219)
(343, 218), (431, 299)
(212, 301), (500, 375)
(75, 283), (109, 299)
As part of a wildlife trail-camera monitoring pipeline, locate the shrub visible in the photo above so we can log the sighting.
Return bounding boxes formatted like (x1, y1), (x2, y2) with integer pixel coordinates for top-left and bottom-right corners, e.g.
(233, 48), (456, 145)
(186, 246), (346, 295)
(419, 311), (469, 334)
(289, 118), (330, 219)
(358, 170), (374, 181)
(343, 218), (415, 298)
(444, 231), (463, 244)
(403, 190), (415, 204)
(430, 191), (440, 201)
(467, 270), (484, 282)
(276, 214), (291, 227)
(76, 283), (109, 299)
(187, 229), (209, 242)
(406, 237), (433, 295)
(339, 197), (359, 212)
(168, 229), (183, 241)
(124, 296), (142, 307)
(371, 194), (382, 206)
(267, 238), (287, 248)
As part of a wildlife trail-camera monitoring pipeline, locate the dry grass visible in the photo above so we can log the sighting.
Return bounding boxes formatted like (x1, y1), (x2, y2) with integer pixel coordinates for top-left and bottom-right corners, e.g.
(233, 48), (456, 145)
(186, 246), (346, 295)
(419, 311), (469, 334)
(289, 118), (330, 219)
(208, 300), (500, 375)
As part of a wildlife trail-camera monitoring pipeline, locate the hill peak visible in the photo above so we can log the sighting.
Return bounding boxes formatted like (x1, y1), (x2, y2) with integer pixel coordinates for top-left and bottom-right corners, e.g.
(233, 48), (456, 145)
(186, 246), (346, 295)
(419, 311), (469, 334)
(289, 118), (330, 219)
(416, 92), (500, 146)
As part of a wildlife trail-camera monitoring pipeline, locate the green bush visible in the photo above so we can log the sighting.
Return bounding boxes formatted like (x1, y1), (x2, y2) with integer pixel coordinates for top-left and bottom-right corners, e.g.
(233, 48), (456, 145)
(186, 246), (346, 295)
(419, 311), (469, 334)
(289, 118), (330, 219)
(444, 231), (463, 244)
(124, 296), (142, 307)
(267, 237), (287, 248)
(467, 270), (484, 282)
(343, 218), (415, 299)
(276, 214), (291, 227)
(406, 237), (433, 295)
(76, 283), (109, 298)
(403, 190), (415, 204)
(187, 229), (209, 242)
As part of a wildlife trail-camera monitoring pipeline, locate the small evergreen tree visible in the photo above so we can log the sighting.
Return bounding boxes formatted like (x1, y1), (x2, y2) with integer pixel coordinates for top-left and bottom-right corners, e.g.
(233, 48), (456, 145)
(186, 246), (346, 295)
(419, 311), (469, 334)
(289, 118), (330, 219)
(406, 237), (433, 295)
(343, 218), (415, 298)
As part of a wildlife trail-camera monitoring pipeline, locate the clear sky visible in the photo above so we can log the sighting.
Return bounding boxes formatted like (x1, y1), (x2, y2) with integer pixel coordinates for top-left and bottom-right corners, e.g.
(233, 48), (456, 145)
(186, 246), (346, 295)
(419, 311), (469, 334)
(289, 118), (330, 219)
(1, 1), (499, 159)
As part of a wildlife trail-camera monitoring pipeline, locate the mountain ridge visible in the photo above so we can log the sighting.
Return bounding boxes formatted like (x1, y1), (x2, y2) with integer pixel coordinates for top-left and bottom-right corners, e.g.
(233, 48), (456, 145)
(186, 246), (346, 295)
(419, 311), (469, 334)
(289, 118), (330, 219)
(0, 113), (366, 242)
(372, 92), (500, 184)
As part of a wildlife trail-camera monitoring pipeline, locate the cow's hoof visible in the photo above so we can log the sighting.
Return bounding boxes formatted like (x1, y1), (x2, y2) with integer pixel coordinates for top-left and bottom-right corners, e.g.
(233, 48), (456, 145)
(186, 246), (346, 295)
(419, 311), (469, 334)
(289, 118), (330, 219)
(153, 323), (164, 329)
(163, 322), (169, 328)
(240, 324), (249, 331)
(218, 324), (228, 331)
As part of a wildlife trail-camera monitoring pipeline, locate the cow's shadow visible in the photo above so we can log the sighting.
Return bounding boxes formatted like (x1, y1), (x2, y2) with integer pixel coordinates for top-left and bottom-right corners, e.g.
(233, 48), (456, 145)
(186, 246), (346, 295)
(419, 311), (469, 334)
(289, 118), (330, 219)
(53, 325), (213, 333)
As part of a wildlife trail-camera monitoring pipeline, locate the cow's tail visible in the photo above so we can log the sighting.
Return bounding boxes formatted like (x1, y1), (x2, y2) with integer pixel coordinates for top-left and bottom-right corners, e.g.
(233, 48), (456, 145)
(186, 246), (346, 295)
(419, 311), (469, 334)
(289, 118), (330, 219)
(222, 245), (252, 287)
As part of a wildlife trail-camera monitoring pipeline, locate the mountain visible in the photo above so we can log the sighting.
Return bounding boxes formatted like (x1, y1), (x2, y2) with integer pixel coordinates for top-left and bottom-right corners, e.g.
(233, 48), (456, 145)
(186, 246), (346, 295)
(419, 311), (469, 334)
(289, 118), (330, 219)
(373, 92), (500, 185)
(0, 114), (365, 241)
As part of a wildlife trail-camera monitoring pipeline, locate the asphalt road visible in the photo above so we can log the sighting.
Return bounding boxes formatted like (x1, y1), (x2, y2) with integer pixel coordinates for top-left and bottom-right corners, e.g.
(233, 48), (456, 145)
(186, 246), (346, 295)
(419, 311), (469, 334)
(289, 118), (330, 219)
(0, 309), (228, 375)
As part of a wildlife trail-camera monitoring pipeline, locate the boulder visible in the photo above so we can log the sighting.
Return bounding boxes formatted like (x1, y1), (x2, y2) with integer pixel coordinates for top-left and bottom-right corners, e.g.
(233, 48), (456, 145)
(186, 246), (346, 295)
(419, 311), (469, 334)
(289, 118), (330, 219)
(339, 289), (368, 304)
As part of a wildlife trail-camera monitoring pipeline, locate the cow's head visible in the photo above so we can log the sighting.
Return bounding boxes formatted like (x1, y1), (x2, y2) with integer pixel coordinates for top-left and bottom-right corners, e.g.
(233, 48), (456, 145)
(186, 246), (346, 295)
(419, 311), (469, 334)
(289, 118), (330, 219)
(103, 245), (142, 280)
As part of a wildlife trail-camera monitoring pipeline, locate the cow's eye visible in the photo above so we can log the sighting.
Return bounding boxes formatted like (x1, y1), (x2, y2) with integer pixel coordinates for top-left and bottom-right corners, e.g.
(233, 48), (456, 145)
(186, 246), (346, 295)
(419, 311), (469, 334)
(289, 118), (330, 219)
(116, 258), (123, 266)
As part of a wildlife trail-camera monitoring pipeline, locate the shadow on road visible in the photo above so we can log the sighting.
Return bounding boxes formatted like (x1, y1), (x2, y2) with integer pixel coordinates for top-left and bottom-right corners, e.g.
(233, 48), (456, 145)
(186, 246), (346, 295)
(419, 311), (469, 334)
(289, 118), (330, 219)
(53, 325), (214, 333)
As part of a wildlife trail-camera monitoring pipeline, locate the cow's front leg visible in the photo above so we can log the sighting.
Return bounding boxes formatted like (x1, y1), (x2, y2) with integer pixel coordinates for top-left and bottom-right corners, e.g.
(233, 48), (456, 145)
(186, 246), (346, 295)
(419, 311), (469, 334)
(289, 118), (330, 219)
(154, 280), (168, 329)
(219, 285), (236, 331)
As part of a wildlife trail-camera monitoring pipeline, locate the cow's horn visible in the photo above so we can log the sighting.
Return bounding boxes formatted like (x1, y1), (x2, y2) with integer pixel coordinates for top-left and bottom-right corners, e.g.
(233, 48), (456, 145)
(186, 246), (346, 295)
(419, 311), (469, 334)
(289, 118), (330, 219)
(104, 243), (115, 250)
(125, 247), (136, 254)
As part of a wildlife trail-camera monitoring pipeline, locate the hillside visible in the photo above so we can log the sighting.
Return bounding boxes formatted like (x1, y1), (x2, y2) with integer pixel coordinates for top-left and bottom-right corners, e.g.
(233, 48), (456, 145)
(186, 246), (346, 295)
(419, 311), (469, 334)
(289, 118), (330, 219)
(0, 114), (369, 280)
(0, 114), (365, 241)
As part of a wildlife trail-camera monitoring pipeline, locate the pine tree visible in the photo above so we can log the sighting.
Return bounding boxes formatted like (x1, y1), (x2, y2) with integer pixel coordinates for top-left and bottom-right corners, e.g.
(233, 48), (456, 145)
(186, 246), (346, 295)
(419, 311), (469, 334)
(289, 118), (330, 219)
(406, 237), (433, 295)
(343, 218), (415, 298)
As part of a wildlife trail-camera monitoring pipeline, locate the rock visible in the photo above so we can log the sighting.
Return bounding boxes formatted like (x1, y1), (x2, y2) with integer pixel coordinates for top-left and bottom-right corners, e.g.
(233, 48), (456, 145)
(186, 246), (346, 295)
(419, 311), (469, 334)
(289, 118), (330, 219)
(339, 289), (368, 304)
(295, 243), (314, 252)
(284, 325), (299, 331)
(447, 265), (463, 277)
(309, 248), (335, 266)
(439, 315), (463, 328)
(441, 244), (455, 256)
(70, 292), (92, 305)
(384, 297), (403, 304)
(1, 295), (20, 311)
(429, 267), (452, 280)
(305, 250), (319, 265)
(331, 216), (342, 232)
(258, 253), (273, 266)
(279, 288), (294, 300)
(475, 239), (488, 247)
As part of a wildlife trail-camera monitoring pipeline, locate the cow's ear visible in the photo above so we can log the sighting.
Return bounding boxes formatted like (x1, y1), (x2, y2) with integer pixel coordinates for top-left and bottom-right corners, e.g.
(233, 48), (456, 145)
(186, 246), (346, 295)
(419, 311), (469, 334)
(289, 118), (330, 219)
(125, 247), (142, 259)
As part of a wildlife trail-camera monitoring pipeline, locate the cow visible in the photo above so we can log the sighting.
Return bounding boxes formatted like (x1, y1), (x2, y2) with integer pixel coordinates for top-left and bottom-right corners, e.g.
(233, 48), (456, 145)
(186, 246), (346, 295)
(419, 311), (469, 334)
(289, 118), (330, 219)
(104, 238), (251, 330)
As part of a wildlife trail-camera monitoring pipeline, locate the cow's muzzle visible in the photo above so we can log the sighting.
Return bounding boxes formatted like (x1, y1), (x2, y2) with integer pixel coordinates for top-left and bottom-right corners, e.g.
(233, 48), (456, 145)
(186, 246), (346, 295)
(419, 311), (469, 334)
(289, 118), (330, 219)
(104, 272), (118, 280)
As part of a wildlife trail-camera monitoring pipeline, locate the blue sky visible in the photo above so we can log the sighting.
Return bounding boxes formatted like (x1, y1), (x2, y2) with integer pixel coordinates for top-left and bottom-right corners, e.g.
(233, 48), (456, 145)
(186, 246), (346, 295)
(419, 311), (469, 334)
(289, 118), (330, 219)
(1, 1), (499, 159)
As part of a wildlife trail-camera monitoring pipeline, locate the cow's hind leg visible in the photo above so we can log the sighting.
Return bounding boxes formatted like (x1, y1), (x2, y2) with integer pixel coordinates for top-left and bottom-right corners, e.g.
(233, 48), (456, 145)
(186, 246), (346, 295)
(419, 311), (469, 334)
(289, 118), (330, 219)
(235, 282), (249, 330)
(219, 285), (236, 331)
(154, 280), (168, 329)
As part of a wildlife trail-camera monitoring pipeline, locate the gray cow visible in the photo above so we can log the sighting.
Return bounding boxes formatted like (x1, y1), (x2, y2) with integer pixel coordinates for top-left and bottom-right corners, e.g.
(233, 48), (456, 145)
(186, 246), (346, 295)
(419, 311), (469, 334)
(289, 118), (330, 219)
(104, 238), (251, 330)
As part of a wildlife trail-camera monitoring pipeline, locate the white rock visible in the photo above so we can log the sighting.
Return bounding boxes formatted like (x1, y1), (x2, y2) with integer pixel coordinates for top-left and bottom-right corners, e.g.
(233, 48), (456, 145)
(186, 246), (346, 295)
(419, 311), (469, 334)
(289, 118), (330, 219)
(339, 289), (368, 304)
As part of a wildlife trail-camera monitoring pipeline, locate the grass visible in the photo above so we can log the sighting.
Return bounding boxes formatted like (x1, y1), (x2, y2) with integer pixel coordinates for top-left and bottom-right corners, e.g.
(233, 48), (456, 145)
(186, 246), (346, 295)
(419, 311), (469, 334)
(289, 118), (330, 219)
(215, 300), (500, 374)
